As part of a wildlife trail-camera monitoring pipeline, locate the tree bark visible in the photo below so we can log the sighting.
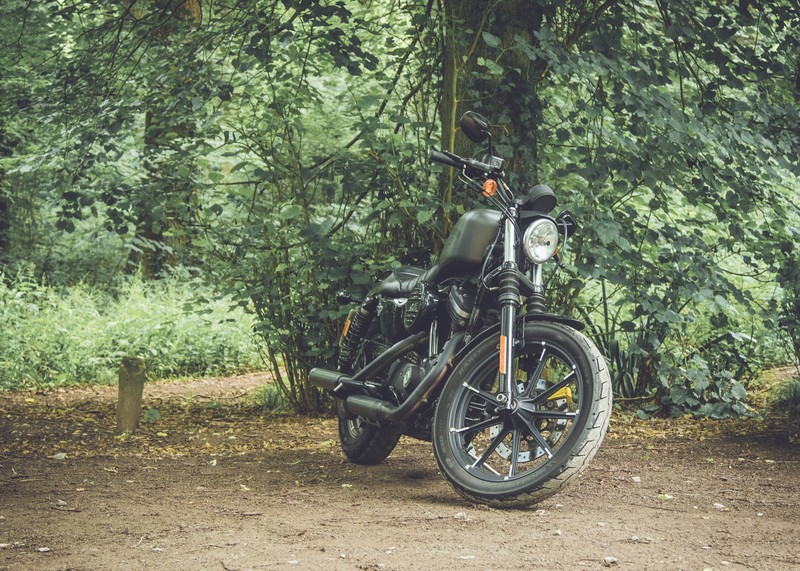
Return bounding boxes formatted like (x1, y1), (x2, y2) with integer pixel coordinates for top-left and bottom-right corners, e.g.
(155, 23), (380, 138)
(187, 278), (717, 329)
(438, 0), (546, 236)
(128, 0), (202, 278)
(0, 127), (13, 265)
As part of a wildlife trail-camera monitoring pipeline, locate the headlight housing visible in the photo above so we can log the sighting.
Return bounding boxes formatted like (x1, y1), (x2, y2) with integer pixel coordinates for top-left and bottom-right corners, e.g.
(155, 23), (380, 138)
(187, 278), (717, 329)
(522, 218), (559, 263)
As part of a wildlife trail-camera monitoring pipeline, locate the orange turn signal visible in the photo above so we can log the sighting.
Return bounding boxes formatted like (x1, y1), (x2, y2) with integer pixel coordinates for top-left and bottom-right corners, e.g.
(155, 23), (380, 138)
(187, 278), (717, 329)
(482, 179), (497, 198)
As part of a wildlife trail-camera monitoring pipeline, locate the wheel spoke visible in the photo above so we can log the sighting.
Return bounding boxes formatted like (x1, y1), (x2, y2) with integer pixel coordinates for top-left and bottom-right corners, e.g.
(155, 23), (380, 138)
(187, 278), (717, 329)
(462, 382), (499, 405)
(517, 403), (578, 420)
(469, 426), (510, 470)
(508, 428), (521, 478)
(467, 450), (501, 476)
(450, 414), (503, 436)
(522, 344), (549, 398)
(530, 368), (576, 405)
(515, 412), (554, 459)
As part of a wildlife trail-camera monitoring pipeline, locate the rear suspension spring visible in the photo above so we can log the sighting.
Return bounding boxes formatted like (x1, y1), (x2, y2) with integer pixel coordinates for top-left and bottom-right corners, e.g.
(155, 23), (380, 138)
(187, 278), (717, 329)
(337, 296), (378, 373)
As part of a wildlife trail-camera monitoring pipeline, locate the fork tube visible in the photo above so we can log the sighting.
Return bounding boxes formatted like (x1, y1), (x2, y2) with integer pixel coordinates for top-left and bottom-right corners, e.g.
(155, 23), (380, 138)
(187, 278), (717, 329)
(498, 212), (521, 410)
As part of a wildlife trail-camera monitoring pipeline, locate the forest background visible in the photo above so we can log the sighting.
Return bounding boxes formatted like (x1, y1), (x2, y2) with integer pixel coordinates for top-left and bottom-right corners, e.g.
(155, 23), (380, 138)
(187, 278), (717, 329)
(1, 0), (798, 417)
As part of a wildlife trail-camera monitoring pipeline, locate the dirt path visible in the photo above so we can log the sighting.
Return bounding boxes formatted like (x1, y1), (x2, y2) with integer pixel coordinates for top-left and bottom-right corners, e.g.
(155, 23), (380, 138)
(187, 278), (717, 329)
(1, 376), (798, 570)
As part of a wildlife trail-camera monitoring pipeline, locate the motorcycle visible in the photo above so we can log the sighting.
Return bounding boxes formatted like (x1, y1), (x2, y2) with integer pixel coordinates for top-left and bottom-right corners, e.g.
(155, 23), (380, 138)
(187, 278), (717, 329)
(309, 111), (612, 508)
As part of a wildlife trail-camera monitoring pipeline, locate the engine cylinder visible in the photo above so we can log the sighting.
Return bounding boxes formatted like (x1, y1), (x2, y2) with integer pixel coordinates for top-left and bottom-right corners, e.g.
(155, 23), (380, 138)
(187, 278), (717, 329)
(447, 284), (476, 331)
(403, 282), (439, 333)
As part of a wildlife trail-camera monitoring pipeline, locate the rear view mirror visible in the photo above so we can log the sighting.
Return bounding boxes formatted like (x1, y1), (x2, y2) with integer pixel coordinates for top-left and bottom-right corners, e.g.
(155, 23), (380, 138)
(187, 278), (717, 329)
(460, 111), (491, 143)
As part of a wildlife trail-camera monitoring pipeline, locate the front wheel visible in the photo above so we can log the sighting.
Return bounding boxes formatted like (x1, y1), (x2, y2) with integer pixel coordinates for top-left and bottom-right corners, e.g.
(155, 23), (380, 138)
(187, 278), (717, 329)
(432, 321), (611, 508)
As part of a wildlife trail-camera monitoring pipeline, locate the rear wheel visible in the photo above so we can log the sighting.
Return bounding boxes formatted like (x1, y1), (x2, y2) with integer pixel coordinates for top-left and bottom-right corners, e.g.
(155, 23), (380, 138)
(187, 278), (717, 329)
(337, 323), (401, 465)
(432, 321), (611, 508)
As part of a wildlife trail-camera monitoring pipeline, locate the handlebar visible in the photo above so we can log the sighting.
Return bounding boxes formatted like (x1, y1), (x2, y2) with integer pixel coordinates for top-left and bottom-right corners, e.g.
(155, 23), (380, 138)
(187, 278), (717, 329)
(429, 149), (500, 177)
(429, 149), (463, 169)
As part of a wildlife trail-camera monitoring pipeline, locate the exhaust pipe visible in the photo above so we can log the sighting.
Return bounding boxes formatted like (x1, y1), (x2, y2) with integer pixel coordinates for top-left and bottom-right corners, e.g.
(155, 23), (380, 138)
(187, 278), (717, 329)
(309, 332), (464, 423)
(309, 331), (427, 392)
(307, 368), (345, 391)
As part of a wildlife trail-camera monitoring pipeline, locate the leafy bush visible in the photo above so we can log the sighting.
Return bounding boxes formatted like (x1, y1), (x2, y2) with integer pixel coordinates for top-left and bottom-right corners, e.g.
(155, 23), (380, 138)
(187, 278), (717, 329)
(252, 384), (288, 414)
(0, 272), (261, 390)
(771, 377), (800, 414)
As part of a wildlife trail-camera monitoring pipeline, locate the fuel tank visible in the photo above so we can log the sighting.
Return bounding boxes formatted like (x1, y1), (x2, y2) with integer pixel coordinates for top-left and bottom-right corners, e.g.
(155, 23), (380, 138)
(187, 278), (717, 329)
(433, 209), (501, 282)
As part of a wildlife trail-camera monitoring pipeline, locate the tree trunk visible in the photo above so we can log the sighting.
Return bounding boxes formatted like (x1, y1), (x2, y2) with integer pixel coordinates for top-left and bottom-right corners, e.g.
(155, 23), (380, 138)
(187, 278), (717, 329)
(0, 127), (13, 267)
(128, 0), (202, 278)
(438, 1), (546, 236)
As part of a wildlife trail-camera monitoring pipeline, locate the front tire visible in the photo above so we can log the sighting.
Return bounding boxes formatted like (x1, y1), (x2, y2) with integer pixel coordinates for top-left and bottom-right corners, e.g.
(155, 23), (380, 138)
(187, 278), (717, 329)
(432, 321), (611, 508)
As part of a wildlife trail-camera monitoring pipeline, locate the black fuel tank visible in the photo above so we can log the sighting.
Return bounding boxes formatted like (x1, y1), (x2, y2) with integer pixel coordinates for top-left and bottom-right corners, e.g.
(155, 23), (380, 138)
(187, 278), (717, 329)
(434, 209), (501, 281)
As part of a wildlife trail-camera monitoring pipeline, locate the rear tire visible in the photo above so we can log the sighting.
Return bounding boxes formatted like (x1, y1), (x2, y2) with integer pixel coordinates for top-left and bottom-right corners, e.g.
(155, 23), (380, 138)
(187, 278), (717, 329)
(338, 400), (401, 465)
(432, 321), (611, 508)
(336, 322), (401, 465)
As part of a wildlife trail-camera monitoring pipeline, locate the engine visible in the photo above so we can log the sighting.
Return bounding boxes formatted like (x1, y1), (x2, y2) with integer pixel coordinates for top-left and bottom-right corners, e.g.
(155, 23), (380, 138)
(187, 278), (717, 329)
(388, 357), (425, 401)
(403, 281), (438, 333)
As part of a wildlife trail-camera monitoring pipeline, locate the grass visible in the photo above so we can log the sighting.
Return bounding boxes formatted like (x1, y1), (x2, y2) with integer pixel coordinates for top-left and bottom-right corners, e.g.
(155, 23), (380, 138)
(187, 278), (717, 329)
(0, 272), (263, 390)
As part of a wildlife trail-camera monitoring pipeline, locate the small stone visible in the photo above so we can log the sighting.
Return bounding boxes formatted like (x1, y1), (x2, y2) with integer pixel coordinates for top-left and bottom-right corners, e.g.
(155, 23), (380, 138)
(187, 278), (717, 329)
(51, 453), (66, 461)
(459, 555), (476, 560)
(0, 544), (9, 549)
(36, 547), (51, 553)
(340, 553), (346, 559)
(598, 522), (606, 527)
(631, 476), (641, 483)
(603, 556), (618, 566)
(713, 502), (728, 511)
(55, 500), (67, 507)
(553, 529), (563, 536)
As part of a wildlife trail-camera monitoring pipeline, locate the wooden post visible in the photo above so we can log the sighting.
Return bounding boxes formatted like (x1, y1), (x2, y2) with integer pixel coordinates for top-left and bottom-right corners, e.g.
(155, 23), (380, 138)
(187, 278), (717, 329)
(116, 357), (146, 433)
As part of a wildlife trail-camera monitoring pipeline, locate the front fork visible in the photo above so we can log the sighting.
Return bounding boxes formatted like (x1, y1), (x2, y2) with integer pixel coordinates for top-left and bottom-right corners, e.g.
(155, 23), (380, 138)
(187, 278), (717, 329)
(497, 213), (545, 411)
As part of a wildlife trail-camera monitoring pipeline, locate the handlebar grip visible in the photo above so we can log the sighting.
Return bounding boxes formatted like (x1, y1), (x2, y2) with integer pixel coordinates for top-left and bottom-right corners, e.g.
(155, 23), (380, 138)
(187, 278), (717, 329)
(429, 149), (463, 169)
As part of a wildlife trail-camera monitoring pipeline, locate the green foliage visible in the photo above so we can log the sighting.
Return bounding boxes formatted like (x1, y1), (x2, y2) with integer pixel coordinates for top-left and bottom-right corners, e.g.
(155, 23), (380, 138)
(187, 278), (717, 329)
(1, 0), (798, 418)
(771, 377), (800, 414)
(527, 0), (800, 415)
(0, 272), (261, 390)
(252, 384), (287, 414)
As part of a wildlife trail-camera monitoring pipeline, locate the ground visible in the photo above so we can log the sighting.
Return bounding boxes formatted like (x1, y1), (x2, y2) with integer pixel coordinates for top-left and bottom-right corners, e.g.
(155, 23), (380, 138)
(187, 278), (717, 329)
(1, 373), (798, 571)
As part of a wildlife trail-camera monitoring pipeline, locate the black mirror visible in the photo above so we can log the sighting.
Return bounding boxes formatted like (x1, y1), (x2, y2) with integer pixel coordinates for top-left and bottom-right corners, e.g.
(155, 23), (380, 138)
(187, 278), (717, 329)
(556, 210), (578, 238)
(459, 111), (491, 143)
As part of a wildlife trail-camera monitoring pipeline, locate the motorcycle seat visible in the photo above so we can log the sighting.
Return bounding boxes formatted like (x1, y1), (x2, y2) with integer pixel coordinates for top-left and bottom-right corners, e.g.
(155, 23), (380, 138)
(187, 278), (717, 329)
(379, 266), (426, 298)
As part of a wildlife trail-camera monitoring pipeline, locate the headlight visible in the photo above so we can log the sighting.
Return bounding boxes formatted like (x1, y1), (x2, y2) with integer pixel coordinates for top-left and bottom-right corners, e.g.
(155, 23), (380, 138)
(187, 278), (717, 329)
(522, 218), (559, 263)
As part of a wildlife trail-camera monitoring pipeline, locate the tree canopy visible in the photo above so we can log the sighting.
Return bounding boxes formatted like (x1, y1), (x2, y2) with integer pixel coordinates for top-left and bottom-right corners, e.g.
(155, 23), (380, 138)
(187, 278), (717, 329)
(1, 0), (798, 414)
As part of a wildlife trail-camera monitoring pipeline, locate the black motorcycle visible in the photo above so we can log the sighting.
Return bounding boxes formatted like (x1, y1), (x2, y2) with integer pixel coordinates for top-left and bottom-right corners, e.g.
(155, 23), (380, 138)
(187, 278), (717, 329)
(310, 111), (612, 508)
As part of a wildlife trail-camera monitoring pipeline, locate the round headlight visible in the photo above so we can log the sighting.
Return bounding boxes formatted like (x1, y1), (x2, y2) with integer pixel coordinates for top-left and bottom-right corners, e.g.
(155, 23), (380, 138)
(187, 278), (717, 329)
(522, 218), (559, 263)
